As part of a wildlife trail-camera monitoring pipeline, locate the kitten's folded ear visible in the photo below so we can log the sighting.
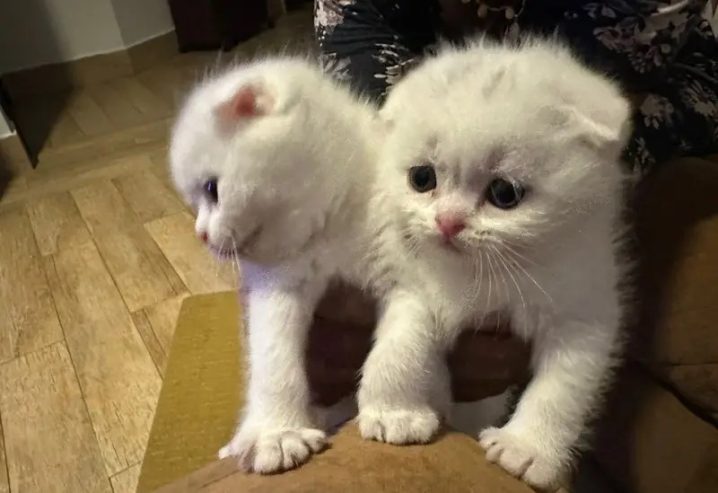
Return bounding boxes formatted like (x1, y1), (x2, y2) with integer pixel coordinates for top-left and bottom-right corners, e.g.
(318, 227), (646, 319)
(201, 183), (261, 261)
(549, 89), (633, 158)
(214, 82), (274, 126)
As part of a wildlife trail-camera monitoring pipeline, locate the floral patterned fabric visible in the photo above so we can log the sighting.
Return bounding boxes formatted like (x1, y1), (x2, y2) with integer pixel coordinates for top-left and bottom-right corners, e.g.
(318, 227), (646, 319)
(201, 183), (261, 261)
(314, 0), (718, 174)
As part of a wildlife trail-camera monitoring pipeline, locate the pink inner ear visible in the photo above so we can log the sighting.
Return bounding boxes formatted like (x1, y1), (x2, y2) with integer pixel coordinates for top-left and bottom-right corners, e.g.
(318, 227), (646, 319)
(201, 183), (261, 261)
(232, 87), (259, 117)
(216, 85), (263, 122)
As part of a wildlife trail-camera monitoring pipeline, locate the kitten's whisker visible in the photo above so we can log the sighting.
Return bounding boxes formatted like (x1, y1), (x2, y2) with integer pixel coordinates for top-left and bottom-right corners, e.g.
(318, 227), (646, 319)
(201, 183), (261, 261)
(471, 263), (480, 302)
(501, 248), (554, 306)
(232, 237), (242, 287)
(477, 250), (489, 329)
(214, 238), (226, 280)
(477, 249), (484, 303)
(491, 245), (511, 308)
(465, 254), (479, 302)
(493, 246), (524, 310)
(501, 241), (540, 268)
(469, 253), (482, 302)
(493, 245), (527, 328)
(484, 249), (498, 330)
(227, 238), (238, 278)
(485, 250), (504, 332)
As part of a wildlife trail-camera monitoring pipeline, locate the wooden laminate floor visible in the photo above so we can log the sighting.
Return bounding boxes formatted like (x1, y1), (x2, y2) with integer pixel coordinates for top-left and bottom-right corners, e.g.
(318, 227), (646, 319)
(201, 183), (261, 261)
(0, 8), (312, 493)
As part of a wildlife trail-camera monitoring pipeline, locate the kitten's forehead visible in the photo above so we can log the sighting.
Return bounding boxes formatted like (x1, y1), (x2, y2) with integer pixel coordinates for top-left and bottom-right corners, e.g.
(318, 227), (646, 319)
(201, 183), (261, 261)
(389, 75), (571, 179)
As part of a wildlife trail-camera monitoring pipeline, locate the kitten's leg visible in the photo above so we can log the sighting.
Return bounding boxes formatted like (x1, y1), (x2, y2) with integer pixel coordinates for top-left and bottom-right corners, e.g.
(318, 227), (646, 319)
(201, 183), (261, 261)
(479, 319), (619, 490)
(357, 290), (450, 445)
(219, 279), (327, 474)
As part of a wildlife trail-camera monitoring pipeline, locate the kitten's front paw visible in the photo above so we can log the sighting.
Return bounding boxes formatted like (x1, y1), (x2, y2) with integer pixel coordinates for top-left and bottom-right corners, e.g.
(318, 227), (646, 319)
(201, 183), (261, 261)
(358, 406), (440, 445)
(479, 427), (565, 491)
(219, 425), (327, 474)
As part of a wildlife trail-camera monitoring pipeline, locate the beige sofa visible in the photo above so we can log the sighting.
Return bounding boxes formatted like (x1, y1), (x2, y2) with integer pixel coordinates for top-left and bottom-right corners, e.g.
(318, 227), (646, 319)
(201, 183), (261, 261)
(138, 157), (718, 492)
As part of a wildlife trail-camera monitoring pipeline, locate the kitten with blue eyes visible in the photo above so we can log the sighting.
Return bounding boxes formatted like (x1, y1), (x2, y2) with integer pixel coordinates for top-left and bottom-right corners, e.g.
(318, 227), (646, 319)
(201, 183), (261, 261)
(170, 58), (391, 473)
(170, 42), (631, 488)
(356, 39), (632, 489)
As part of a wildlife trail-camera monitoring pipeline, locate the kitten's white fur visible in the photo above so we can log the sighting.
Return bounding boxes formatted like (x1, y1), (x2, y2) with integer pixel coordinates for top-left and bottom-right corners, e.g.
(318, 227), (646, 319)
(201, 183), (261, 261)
(170, 58), (388, 474)
(365, 39), (631, 489)
(170, 40), (631, 490)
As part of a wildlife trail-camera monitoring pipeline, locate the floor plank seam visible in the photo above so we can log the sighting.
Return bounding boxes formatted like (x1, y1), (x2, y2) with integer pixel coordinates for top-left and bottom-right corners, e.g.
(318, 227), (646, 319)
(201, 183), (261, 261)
(0, 311), (20, 367)
(109, 461), (141, 480)
(68, 185), (163, 382)
(0, 339), (66, 370)
(41, 252), (121, 478)
(131, 309), (166, 379)
(82, 233), (163, 385)
(0, 206), (64, 364)
(0, 410), (11, 493)
(108, 462), (141, 493)
(104, 178), (187, 307)
(142, 217), (193, 297)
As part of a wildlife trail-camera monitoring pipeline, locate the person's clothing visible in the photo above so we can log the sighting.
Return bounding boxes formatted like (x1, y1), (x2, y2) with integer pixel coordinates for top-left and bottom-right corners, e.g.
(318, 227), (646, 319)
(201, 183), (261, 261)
(315, 0), (718, 174)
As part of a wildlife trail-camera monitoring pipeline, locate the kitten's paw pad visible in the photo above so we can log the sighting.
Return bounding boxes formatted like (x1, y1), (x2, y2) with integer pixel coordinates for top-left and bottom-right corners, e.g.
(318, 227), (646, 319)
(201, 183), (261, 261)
(219, 427), (327, 474)
(358, 407), (440, 445)
(479, 427), (563, 491)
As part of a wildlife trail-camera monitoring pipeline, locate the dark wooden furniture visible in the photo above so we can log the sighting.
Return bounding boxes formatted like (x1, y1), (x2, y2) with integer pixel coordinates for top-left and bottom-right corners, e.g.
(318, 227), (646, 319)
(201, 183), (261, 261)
(168, 0), (269, 52)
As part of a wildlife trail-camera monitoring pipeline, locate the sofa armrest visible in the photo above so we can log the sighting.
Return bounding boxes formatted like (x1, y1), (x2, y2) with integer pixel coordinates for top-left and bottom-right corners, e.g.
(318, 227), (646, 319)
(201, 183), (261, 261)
(156, 426), (533, 493)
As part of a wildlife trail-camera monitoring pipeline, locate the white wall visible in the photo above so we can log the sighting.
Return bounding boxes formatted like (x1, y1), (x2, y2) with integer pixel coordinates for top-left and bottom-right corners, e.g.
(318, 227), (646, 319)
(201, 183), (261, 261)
(110, 0), (174, 47)
(0, 0), (124, 73)
(0, 0), (175, 74)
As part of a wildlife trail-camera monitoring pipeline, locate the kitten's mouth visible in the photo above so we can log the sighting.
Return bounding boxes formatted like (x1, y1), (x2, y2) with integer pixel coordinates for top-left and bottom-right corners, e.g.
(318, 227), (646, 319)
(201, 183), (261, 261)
(437, 235), (464, 254)
(209, 225), (263, 260)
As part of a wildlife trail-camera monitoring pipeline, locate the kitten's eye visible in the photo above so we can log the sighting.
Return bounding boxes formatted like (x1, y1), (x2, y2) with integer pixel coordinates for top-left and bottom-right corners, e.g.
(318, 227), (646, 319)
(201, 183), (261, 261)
(487, 179), (524, 209)
(408, 165), (437, 193)
(204, 179), (218, 203)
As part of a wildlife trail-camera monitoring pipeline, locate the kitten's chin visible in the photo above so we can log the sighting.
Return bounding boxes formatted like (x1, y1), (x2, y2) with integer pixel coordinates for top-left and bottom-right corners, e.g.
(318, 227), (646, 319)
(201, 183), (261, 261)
(429, 235), (467, 257)
(404, 230), (467, 259)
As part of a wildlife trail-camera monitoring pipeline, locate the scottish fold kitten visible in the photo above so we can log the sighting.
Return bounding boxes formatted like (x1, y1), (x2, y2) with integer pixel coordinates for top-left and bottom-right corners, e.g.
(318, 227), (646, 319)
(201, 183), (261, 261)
(170, 42), (630, 489)
(170, 58), (385, 473)
(358, 40), (631, 489)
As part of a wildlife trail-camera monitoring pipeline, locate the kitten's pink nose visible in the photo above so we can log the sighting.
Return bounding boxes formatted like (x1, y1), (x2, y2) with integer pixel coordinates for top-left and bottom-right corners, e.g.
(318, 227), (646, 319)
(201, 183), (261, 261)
(197, 231), (208, 244)
(435, 214), (466, 239)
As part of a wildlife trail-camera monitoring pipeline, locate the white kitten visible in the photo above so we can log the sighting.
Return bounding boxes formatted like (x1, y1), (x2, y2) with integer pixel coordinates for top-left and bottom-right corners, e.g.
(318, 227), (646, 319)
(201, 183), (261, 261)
(170, 58), (384, 473)
(357, 40), (632, 490)
(170, 42), (631, 488)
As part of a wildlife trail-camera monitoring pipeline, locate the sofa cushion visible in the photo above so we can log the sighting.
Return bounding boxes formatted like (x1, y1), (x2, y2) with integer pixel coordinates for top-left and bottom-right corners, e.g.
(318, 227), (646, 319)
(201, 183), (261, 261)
(595, 364), (718, 493)
(631, 156), (718, 420)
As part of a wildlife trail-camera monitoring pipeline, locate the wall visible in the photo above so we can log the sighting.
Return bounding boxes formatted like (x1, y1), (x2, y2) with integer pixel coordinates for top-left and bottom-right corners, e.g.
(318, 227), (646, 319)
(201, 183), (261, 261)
(0, 0), (124, 73)
(0, 0), (175, 75)
(110, 0), (174, 47)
